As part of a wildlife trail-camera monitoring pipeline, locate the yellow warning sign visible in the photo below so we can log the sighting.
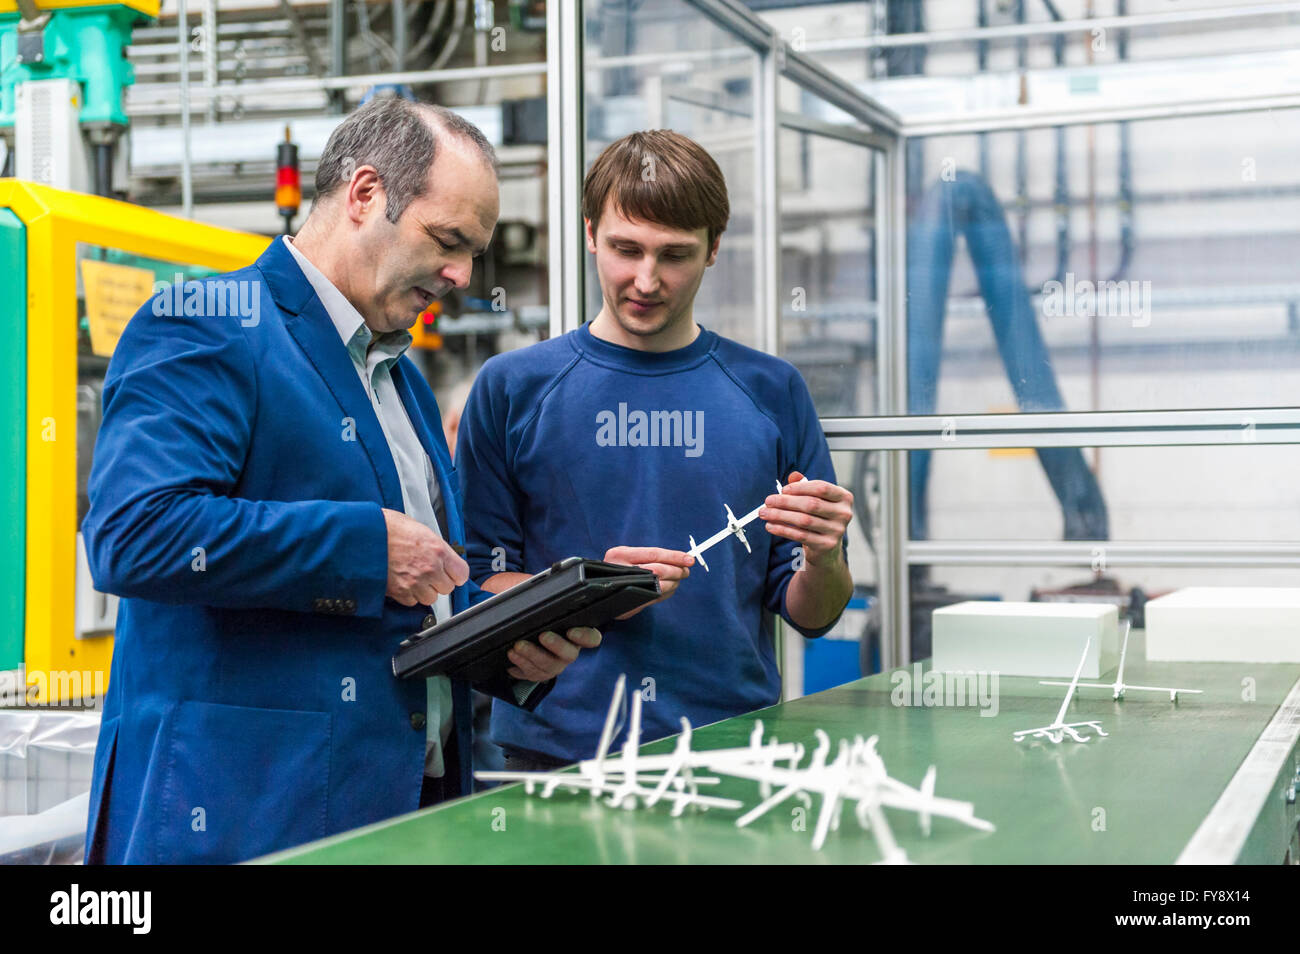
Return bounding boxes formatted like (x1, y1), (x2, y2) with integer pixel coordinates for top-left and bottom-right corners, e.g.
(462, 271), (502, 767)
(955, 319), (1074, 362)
(81, 259), (155, 357)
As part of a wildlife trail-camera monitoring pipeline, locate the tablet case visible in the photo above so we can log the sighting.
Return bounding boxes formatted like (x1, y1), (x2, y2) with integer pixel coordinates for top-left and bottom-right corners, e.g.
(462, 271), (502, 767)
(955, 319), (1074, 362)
(392, 557), (661, 683)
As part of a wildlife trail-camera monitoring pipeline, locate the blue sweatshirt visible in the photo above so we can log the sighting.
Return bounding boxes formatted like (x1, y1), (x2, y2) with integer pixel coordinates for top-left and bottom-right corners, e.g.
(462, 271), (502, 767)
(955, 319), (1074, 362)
(457, 322), (848, 762)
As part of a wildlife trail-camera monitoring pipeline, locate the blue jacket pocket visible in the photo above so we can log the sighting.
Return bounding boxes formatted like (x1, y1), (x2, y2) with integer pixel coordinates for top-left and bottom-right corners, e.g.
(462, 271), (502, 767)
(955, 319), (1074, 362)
(157, 701), (332, 864)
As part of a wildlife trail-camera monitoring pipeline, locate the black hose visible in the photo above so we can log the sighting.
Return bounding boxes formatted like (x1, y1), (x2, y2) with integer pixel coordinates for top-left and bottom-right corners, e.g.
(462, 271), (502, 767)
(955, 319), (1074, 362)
(94, 143), (114, 197)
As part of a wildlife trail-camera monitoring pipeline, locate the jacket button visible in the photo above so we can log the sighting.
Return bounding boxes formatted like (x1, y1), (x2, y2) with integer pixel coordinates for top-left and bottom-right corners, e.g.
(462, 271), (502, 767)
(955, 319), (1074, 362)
(410, 712), (427, 730)
(342, 599), (356, 613)
(422, 614), (436, 630)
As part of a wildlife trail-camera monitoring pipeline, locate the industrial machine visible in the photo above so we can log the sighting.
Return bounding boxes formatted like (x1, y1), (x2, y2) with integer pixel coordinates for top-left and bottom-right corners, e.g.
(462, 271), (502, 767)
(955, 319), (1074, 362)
(0, 0), (271, 703)
(0, 181), (267, 703)
(0, 0), (156, 193)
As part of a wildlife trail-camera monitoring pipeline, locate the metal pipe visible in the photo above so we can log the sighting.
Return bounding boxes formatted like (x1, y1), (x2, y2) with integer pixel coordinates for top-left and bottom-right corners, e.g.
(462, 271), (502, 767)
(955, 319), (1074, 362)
(878, 137), (910, 669)
(822, 407), (1300, 451)
(547, 0), (583, 339)
(134, 19), (297, 41)
(755, 33), (779, 356)
(977, 0), (989, 179)
(902, 90), (1300, 136)
(682, 0), (778, 51)
(276, 0), (326, 76)
(1014, 0), (1028, 269)
(907, 541), (1300, 568)
(1107, 0), (1135, 285)
(202, 0), (217, 123)
(149, 59), (547, 101)
(179, 0), (193, 219)
(782, 51), (903, 135)
(589, 46), (752, 71)
(407, 0), (450, 64)
(330, 0), (345, 114)
(353, 0), (380, 74)
(392, 0), (407, 70)
(804, 2), (1300, 52)
(777, 111), (882, 148)
(430, 0), (469, 71)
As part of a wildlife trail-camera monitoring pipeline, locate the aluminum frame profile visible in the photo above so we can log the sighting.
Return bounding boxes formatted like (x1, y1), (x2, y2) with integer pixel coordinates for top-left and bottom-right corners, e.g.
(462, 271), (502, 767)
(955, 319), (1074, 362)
(821, 408), (1300, 451)
(548, 0), (584, 338)
(755, 34), (779, 356)
(900, 90), (1300, 137)
(877, 138), (909, 671)
(907, 541), (1300, 568)
(778, 111), (887, 149)
(803, 2), (1300, 52)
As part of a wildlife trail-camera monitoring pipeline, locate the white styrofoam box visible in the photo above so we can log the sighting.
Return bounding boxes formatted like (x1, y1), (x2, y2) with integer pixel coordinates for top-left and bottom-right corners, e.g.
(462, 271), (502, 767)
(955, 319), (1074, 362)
(1145, 587), (1300, 663)
(931, 601), (1119, 678)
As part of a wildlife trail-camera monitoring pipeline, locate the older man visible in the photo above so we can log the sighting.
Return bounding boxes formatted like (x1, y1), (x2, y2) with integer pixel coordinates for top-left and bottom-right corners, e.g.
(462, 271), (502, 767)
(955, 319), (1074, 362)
(82, 98), (598, 864)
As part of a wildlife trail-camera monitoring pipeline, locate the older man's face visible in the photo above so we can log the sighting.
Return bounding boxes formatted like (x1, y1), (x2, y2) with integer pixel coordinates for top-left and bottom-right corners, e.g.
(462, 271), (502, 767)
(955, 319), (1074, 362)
(356, 137), (499, 334)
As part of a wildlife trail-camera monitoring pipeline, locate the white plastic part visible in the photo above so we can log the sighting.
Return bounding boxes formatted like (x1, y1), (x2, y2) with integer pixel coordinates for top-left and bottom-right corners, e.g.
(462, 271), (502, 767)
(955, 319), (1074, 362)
(1039, 619), (1202, 702)
(1013, 636), (1108, 744)
(477, 677), (995, 859)
(685, 481), (783, 571)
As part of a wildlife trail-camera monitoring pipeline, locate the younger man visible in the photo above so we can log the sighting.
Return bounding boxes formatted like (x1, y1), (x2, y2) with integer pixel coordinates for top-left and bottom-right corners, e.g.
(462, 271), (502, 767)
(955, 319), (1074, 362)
(458, 130), (854, 767)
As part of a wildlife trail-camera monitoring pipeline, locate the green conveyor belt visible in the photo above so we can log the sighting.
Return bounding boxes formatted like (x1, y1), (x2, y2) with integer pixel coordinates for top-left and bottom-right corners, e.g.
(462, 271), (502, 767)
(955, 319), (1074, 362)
(262, 633), (1300, 864)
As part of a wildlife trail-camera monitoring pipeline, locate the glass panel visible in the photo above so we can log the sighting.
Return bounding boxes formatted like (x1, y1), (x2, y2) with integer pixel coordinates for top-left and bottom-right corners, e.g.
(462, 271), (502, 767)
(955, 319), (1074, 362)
(903, 109), (1300, 415)
(910, 443), (1300, 544)
(777, 101), (879, 417)
(786, 447), (879, 692)
(75, 243), (220, 530)
(583, 0), (760, 348)
(828, 446), (1300, 668)
(903, 562), (1300, 672)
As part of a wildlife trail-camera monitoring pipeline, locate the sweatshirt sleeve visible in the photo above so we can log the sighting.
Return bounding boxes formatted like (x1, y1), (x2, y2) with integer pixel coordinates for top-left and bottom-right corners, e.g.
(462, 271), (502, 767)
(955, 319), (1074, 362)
(762, 368), (851, 639)
(457, 359), (528, 583)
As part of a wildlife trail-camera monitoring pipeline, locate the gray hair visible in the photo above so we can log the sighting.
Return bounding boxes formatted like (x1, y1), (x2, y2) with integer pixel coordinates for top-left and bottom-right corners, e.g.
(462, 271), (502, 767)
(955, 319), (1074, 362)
(314, 98), (499, 224)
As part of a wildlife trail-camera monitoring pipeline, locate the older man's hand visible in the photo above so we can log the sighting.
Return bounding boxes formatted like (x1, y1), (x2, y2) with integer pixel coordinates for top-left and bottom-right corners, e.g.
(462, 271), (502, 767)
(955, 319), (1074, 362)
(383, 508), (469, 606)
(506, 627), (602, 682)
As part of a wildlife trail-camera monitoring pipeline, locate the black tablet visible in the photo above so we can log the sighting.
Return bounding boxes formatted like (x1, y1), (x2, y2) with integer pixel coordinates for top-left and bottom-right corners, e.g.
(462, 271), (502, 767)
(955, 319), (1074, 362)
(392, 557), (661, 683)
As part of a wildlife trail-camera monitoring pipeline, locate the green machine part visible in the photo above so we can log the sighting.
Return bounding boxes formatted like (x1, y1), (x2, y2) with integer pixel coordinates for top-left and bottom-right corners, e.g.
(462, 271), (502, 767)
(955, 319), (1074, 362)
(0, 5), (148, 136)
(0, 208), (24, 671)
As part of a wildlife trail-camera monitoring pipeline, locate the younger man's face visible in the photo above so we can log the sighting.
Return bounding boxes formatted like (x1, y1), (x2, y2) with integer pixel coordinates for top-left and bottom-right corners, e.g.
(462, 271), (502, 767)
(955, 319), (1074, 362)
(585, 198), (719, 340)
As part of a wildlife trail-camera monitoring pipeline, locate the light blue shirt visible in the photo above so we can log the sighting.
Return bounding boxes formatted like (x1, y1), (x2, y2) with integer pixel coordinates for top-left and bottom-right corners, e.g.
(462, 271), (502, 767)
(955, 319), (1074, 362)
(283, 236), (454, 777)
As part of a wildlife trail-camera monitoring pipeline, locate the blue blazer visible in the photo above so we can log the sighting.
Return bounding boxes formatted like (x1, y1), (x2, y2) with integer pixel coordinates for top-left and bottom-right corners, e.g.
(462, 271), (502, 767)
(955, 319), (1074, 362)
(82, 238), (540, 864)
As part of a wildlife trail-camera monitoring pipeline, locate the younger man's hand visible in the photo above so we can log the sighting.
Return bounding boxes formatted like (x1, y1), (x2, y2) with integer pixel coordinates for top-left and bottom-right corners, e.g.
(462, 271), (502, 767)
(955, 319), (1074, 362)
(603, 546), (695, 619)
(760, 471), (853, 568)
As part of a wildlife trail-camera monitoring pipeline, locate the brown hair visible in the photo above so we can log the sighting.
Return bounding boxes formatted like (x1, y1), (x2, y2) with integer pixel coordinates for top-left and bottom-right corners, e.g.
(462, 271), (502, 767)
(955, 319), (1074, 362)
(582, 130), (730, 250)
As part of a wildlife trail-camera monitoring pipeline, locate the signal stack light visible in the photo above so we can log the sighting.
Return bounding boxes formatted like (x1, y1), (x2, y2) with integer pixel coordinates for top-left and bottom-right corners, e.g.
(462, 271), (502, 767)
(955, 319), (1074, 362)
(275, 124), (301, 234)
